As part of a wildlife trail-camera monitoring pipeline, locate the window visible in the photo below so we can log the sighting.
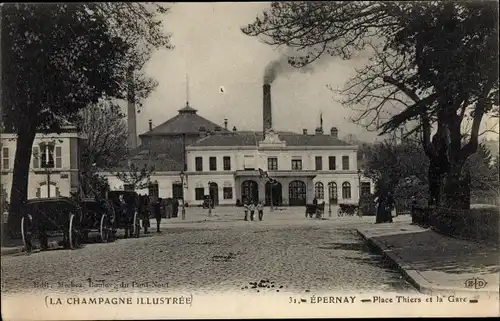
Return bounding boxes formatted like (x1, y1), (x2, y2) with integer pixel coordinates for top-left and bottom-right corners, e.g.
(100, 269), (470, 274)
(315, 156), (322, 170)
(329, 156), (336, 170)
(291, 159), (302, 170)
(209, 157), (217, 171)
(32, 147), (40, 169)
(268, 157), (278, 170)
(223, 156), (231, 171)
(55, 146), (62, 169)
(41, 143), (55, 168)
(195, 188), (205, 200)
(223, 187), (233, 199)
(55, 187), (60, 197)
(328, 182), (338, 201)
(123, 184), (135, 191)
(195, 157), (203, 171)
(315, 182), (324, 199)
(2, 148), (9, 170)
(361, 182), (371, 195)
(149, 182), (159, 198)
(342, 156), (349, 170)
(342, 182), (351, 199)
(36, 188), (41, 198)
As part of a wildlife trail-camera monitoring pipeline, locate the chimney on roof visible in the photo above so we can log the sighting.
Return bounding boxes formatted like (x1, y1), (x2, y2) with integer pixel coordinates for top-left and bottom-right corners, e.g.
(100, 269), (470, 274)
(199, 126), (207, 137)
(303, 129), (308, 135)
(232, 126), (237, 132)
(263, 84), (272, 135)
(127, 66), (138, 150)
(331, 127), (338, 138)
(315, 127), (322, 135)
(224, 119), (228, 130)
(148, 119), (153, 131)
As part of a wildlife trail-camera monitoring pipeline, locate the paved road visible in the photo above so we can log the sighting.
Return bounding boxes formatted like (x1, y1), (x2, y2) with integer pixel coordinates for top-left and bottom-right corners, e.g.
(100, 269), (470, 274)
(1, 207), (417, 295)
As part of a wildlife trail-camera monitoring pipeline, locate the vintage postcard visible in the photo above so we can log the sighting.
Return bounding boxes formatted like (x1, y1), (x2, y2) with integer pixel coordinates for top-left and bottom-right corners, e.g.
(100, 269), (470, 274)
(1, 2), (499, 320)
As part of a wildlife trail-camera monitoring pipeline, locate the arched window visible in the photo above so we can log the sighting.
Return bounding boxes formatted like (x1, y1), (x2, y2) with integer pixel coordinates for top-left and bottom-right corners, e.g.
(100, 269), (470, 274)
(314, 182), (324, 199)
(328, 182), (337, 202)
(342, 182), (351, 199)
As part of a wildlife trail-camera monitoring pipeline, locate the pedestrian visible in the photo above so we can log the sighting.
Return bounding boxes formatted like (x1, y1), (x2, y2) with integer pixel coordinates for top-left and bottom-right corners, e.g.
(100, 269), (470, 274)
(257, 201), (264, 221)
(155, 197), (163, 233)
(142, 195), (151, 234)
(249, 202), (256, 221)
(243, 199), (249, 221)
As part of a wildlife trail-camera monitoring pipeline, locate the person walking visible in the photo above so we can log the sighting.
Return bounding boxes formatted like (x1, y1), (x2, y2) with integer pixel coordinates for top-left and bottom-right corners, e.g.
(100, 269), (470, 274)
(141, 195), (151, 234)
(243, 199), (249, 221)
(249, 202), (256, 221)
(155, 197), (163, 233)
(257, 201), (264, 221)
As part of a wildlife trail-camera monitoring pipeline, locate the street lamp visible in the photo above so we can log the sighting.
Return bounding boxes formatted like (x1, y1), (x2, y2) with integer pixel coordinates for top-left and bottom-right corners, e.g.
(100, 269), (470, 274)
(357, 169), (362, 201)
(207, 181), (213, 216)
(179, 171), (186, 220)
(40, 141), (55, 198)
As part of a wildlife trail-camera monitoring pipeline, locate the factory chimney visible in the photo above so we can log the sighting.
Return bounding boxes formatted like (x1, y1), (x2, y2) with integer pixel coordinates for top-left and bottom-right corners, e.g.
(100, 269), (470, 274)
(263, 84), (272, 135)
(127, 66), (138, 149)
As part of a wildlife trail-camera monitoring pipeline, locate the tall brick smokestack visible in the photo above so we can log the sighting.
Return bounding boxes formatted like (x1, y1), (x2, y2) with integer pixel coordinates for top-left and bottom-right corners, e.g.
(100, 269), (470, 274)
(263, 84), (272, 135)
(127, 66), (137, 150)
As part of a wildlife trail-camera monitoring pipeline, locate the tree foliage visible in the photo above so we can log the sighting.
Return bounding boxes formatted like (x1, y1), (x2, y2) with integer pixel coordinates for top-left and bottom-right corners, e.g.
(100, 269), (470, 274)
(114, 163), (155, 191)
(77, 101), (128, 172)
(243, 1), (499, 209)
(361, 139), (429, 192)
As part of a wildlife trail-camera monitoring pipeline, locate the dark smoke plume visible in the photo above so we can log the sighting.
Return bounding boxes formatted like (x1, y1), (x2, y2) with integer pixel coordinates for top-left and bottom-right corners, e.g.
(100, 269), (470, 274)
(263, 55), (313, 84)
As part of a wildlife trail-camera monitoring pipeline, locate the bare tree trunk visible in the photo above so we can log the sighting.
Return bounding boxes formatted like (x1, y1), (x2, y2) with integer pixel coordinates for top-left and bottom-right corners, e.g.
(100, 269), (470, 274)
(6, 128), (36, 237)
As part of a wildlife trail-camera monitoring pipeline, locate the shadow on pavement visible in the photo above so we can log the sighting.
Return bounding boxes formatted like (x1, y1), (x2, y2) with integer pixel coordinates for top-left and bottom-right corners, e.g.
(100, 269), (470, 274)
(374, 230), (500, 275)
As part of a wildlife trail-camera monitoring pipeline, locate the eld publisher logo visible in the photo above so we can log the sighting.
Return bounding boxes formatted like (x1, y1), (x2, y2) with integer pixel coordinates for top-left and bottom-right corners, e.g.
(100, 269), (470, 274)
(464, 277), (487, 289)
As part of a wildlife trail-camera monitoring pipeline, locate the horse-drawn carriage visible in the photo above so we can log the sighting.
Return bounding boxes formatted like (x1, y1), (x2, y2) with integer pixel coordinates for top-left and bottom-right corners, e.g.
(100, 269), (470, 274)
(337, 203), (359, 217)
(305, 203), (325, 218)
(107, 191), (141, 238)
(79, 197), (114, 243)
(20, 197), (83, 252)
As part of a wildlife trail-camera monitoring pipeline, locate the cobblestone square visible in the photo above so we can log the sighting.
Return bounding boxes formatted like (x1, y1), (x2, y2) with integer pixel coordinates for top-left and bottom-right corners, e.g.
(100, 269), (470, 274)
(1, 208), (417, 295)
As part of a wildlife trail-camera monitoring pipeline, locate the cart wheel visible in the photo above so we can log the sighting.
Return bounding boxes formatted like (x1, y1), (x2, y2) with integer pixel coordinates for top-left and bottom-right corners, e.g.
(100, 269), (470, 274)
(21, 215), (33, 253)
(69, 214), (80, 250)
(100, 214), (109, 243)
(337, 208), (343, 217)
(133, 212), (140, 238)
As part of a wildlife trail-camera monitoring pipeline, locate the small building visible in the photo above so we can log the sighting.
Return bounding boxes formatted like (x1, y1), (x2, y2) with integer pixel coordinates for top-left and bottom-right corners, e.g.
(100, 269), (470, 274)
(0, 124), (86, 200)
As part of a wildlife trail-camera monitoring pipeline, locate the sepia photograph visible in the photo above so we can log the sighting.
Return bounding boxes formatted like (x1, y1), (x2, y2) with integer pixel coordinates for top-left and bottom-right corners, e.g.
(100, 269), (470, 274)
(1, 2), (499, 319)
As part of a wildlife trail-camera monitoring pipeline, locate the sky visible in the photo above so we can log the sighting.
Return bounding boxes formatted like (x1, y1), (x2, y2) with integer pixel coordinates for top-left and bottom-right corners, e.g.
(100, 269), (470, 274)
(133, 2), (498, 143)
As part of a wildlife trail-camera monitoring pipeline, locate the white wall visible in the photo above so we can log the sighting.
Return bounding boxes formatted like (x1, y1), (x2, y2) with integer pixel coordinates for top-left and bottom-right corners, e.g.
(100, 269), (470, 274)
(1, 132), (80, 200)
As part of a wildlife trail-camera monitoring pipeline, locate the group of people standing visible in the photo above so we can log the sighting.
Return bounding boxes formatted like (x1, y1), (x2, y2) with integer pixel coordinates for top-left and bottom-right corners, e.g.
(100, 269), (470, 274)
(243, 200), (264, 221)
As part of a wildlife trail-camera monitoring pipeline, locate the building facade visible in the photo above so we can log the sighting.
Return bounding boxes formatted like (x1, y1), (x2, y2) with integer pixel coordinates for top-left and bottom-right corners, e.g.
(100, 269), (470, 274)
(0, 125), (85, 201)
(103, 110), (374, 206)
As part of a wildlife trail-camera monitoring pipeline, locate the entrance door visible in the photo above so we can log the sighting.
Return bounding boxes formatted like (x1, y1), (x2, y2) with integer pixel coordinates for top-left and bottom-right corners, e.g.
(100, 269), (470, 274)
(265, 181), (282, 206)
(288, 180), (306, 206)
(172, 183), (183, 200)
(241, 180), (258, 204)
(209, 182), (219, 206)
(328, 182), (338, 204)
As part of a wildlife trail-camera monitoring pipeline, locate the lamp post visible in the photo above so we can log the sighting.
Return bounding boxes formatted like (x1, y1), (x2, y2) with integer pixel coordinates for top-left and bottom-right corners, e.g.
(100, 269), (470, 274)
(207, 181), (213, 216)
(179, 171), (186, 220)
(40, 141), (55, 198)
(357, 169), (362, 201)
